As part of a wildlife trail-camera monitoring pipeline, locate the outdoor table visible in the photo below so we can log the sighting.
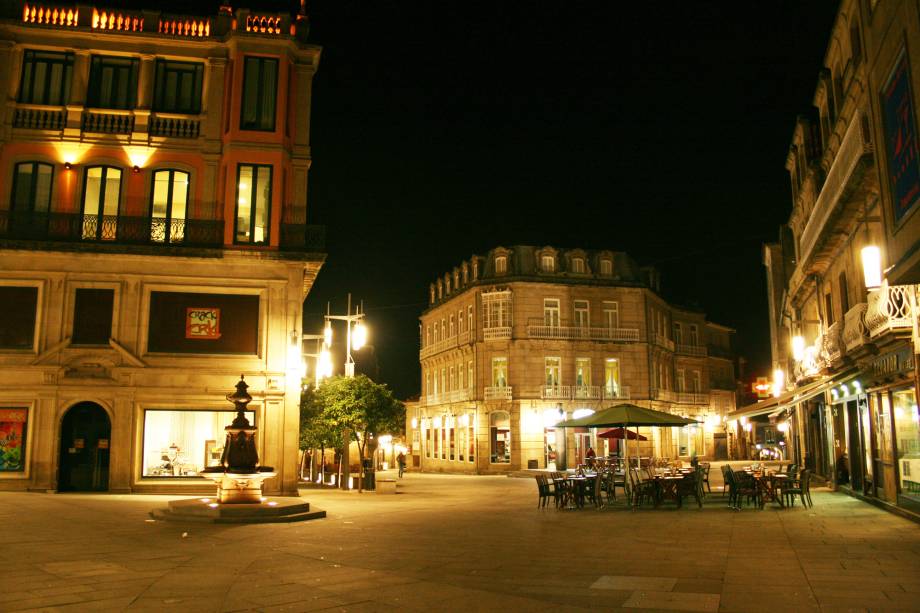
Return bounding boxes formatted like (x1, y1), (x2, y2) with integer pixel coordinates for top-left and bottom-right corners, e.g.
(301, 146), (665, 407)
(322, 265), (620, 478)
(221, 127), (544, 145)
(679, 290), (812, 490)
(554, 474), (595, 509)
(757, 473), (788, 508)
(652, 474), (685, 507)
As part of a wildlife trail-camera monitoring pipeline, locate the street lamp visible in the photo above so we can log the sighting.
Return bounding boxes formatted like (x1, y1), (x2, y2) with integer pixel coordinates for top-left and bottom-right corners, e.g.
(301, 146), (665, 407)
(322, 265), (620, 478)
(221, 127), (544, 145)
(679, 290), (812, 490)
(323, 293), (368, 378)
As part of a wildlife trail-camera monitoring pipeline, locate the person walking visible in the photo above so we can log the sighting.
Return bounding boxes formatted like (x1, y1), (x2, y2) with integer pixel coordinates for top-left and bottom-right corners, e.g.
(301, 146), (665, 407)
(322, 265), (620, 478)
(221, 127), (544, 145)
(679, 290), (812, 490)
(397, 451), (406, 478)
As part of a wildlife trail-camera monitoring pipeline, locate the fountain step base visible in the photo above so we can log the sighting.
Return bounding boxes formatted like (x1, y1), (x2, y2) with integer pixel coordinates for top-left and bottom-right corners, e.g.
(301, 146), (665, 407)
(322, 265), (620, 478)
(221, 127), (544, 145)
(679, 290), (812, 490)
(150, 497), (326, 524)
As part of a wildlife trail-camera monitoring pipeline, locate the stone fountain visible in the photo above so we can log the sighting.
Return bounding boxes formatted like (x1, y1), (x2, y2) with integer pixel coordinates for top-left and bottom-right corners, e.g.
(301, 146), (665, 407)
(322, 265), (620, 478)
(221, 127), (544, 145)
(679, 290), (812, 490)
(150, 375), (325, 523)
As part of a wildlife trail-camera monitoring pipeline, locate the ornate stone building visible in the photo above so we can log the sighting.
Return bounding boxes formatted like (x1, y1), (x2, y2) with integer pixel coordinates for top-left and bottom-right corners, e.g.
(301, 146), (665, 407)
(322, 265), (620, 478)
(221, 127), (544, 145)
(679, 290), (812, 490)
(738, 0), (920, 517)
(0, 2), (323, 495)
(407, 246), (737, 473)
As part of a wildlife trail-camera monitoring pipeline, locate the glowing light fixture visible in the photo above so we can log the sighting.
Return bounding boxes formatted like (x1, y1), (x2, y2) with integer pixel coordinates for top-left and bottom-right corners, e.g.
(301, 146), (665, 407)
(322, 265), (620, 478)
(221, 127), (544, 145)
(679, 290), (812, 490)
(411, 418), (418, 429)
(772, 369), (784, 397)
(317, 347), (333, 379)
(861, 245), (882, 289)
(792, 335), (805, 361)
(777, 422), (789, 433)
(64, 161), (73, 170)
(572, 408), (594, 420)
(352, 321), (367, 350)
(323, 322), (333, 346)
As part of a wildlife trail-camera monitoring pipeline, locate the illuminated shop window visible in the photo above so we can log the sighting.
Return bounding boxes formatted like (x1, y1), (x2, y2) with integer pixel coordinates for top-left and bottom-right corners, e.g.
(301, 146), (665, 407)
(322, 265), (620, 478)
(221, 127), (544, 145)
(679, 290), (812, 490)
(142, 409), (254, 477)
(490, 411), (510, 463)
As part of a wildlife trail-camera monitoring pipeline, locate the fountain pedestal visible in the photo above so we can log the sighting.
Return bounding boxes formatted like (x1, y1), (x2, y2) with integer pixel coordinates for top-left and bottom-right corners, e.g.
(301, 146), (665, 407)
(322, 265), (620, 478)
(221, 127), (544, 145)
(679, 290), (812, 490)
(200, 470), (277, 503)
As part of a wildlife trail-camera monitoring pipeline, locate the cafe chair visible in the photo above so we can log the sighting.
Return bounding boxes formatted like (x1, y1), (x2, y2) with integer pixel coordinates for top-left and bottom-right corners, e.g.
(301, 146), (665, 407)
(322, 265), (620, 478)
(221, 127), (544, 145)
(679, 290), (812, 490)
(534, 474), (552, 508)
(784, 469), (813, 508)
(700, 462), (711, 494)
(677, 467), (703, 509)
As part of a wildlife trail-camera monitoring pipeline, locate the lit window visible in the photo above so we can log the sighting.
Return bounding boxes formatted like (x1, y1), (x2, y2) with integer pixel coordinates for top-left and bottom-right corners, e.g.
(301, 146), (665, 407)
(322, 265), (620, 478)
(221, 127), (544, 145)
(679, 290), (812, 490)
(81, 166), (122, 241)
(492, 357), (508, 387)
(490, 411), (510, 463)
(235, 164), (272, 244)
(495, 256), (507, 274)
(544, 357), (561, 387)
(142, 409), (254, 477)
(150, 170), (189, 244)
(572, 257), (584, 273)
(541, 255), (555, 272)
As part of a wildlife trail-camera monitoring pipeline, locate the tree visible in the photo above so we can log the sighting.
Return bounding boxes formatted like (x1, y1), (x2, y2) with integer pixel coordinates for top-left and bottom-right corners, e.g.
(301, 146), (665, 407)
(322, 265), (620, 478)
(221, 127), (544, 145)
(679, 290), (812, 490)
(299, 386), (344, 481)
(311, 374), (405, 461)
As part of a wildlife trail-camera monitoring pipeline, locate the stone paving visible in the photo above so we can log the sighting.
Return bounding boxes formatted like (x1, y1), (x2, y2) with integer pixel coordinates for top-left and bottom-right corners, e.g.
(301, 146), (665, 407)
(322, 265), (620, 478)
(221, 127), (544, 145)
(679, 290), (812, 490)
(1, 472), (919, 612)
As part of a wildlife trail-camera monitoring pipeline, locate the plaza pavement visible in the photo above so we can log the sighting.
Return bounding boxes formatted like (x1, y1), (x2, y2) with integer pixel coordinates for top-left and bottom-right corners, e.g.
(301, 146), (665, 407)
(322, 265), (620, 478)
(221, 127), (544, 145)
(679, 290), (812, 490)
(1, 472), (919, 612)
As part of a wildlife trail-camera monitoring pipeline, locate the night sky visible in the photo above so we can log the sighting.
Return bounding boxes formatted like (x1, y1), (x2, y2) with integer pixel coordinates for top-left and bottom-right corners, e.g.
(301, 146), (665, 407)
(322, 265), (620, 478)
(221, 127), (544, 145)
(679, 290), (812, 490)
(116, 1), (841, 397)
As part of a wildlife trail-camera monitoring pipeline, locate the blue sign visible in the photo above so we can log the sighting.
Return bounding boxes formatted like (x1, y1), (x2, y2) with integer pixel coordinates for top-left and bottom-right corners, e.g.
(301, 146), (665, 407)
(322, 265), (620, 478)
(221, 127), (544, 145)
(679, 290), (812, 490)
(883, 51), (920, 223)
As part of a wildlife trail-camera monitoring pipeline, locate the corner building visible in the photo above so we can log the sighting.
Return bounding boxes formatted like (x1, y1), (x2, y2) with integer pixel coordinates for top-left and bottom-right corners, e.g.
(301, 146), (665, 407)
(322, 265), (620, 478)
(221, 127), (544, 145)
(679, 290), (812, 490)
(0, 3), (323, 495)
(739, 0), (920, 518)
(408, 246), (737, 474)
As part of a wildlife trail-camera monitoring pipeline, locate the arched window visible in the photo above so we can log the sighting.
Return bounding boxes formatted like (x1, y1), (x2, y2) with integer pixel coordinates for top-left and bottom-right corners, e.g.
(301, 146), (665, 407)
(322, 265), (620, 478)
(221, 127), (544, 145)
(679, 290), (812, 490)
(490, 411), (511, 464)
(150, 169), (189, 243)
(11, 162), (53, 213)
(81, 166), (122, 241)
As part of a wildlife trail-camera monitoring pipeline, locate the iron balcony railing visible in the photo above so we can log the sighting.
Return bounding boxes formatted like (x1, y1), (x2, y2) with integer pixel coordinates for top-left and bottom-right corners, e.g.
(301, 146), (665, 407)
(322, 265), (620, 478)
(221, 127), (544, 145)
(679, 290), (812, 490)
(866, 281), (914, 339)
(484, 386), (512, 401)
(0, 211), (223, 246)
(675, 343), (707, 357)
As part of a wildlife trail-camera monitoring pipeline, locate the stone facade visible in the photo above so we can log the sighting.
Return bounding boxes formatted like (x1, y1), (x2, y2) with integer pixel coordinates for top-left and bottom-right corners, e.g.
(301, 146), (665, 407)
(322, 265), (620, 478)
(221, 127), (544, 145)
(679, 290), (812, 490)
(0, 3), (323, 495)
(408, 246), (737, 474)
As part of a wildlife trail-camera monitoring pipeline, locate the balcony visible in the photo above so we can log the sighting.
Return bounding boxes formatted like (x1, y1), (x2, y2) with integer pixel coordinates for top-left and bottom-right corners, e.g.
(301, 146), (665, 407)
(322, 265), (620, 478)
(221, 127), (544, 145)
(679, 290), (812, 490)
(484, 386), (512, 401)
(603, 385), (631, 400)
(483, 326), (511, 341)
(424, 389), (472, 405)
(651, 388), (678, 403)
(654, 334), (675, 351)
(541, 385), (572, 400)
(823, 321), (844, 364)
(12, 104), (65, 130)
(676, 343), (707, 357)
(842, 303), (870, 352)
(419, 329), (474, 359)
(677, 392), (709, 405)
(526, 318), (640, 342)
(279, 224), (326, 252)
(866, 282), (914, 339)
(0, 211), (222, 247)
(798, 112), (875, 268)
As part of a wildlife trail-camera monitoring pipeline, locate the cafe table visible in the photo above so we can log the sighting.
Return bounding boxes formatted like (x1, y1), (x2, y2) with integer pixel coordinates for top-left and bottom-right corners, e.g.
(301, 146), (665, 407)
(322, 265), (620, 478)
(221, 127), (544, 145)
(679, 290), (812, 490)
(745, 469), (787, 508)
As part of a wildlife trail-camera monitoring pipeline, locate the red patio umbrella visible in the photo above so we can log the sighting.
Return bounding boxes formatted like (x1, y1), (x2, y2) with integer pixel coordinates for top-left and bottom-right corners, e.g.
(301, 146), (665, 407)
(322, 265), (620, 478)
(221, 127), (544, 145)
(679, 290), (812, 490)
(597, 427), (647, 441)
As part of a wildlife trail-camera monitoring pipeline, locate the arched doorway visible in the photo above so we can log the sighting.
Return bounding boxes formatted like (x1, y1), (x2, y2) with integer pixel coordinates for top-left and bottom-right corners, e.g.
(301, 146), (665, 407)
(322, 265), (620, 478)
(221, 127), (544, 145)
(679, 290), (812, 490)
(58, 402), (110, 492)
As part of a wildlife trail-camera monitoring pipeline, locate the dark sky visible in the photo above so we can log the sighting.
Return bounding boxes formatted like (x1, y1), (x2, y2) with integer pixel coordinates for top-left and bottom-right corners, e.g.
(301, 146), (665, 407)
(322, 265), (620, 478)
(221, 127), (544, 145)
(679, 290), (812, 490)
(113, 0), (840, 397)
(300, 1), (840, 397)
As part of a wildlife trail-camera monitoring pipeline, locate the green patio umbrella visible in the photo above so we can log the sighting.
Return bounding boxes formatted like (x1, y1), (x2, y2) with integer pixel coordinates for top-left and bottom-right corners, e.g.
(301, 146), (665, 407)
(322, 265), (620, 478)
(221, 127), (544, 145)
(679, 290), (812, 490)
(555, 403), (698, 489)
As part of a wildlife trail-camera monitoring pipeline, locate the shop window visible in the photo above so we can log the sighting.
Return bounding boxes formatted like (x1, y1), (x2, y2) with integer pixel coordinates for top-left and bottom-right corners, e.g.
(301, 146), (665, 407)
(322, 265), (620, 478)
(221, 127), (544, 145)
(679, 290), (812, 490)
(893, 389), (920, 504)
(81, 166), (122, 241)
(19, 49), (73, 106)
(235, 164), (272, 244)
(11, 162), (53, 215)
(72, 288), (114, 345)
(468, 415), (475, 462)
(142, 409), (253, 477)
(0, 287), (38, 349)
(490, 411), (510, 463)
(240, 56), (278, 131)
(87, 56), (138, 109)
(153, 60), (203, 114)
(150, 169), (189, 244)
(449, 421), (455, 460)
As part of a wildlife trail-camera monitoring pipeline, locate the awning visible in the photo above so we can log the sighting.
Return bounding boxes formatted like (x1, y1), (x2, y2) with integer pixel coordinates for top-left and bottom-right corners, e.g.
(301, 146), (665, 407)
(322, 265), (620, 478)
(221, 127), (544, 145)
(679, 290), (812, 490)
(728, 369), (857, 420)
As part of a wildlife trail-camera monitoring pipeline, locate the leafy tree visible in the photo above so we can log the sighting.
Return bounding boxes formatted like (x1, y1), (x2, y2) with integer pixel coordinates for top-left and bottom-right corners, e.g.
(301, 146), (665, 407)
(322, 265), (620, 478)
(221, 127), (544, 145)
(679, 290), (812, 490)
(311, 374), (405, 460)
(299, 386), (344, 480)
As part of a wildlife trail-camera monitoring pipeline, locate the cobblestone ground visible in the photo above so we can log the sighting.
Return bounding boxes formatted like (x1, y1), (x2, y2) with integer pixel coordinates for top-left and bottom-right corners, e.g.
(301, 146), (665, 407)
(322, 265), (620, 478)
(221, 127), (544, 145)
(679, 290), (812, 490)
(1, 472), (919, 612)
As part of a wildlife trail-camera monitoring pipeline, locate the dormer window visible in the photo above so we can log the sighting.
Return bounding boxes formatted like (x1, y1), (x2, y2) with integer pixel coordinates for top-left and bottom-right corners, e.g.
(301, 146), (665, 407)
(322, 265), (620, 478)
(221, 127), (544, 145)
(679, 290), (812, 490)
(495, 256), (507, 274)
(571, 258), (585, 273)
(600, 259), (613, 275)
(541, 255), (555, 272)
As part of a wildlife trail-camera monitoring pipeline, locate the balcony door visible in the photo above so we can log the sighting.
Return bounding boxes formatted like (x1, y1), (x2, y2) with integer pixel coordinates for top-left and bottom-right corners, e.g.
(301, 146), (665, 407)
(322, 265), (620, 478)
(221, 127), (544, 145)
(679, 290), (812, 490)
(81, 166), (122, 240)
(543, 299), (560, 327)
(10, 162), (53, 237)
(150, 169), (188, 244)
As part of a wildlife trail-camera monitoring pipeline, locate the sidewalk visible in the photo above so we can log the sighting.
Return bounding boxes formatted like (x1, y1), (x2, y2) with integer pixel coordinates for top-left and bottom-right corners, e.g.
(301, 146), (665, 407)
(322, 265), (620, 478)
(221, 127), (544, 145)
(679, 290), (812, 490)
(1, 471), (919, 611)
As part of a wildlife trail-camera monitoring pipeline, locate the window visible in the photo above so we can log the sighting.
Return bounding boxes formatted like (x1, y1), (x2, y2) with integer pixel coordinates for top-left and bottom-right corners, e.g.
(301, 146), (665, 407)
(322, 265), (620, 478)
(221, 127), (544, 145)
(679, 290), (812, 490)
(240, 56), (278, 131)
(673, 322), (683, 345)
(575, 358), (591, 387)
(603, 301), (619, 329)
(490, 412), (510, 463)
(468, 360), (474, 390)
(425, 420), (432, 458)
(468, 305), (474, 331)
(492, 357), (507, 387)
(482, 292), (511, 330)
(150, 169), (189, 244)
(153, 60), (204, 114)
(458, 309), (464, 333)
(449, 419), (455, 460)
(19, 50), (73, 105)
(468, 413), (475, 462)
(0, 287), (38, 349)
(426, 325), (431, 347)
(142, 409), (254, 477)
(677, 368), (685, 392)
(425, 371), (431, 397)
(574, 300), (589, 329)
(604, 358), (620, 397)
(72, 288), (114, 345)
(87, 56), (139, 109)
(434, 323), (440, 343)
(81, 166), (122, 240)
(545, 357), (561, 387)
(440, 368), (446, 396)
(839, 271), (850, 315)
(11, 162), (53, 213)
(495, 256), (507, 274)
(449, 366), (455, 391)
(689, 324), (699, 346)
(458, 362), (464, 389)
(691, 371), (701, 393)
(449, 315), (455, 337)
(441, 319), (446, 340)
(676, 424), (701, 457)
(543, 298), (560, 327)
(600, 259), (613, 275)
(571, 257), (585, 273)
(235, 164), (272, 244)
(825, 292), (834, 325)
(541, 255), (555, 272)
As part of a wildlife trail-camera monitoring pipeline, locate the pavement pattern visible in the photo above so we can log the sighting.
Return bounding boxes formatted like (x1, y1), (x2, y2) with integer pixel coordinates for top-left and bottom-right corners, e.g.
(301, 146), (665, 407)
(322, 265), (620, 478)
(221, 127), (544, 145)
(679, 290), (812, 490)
(1, 472), (919, 612)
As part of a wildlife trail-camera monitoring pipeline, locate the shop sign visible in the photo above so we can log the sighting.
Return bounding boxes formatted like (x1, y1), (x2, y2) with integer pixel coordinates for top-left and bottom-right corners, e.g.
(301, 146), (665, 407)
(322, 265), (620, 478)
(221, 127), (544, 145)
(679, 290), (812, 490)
(185, 307), (221, 339)
(870, 346), (915, 378)
(0, 408), (28, 472)
(883, 49), (920, 223)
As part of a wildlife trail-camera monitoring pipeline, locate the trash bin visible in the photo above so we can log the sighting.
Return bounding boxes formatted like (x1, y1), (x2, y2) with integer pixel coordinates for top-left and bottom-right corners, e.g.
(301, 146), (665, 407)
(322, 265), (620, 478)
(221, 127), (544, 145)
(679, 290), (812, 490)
(362, 458), (375, 489)
(527, 459), (538, 469)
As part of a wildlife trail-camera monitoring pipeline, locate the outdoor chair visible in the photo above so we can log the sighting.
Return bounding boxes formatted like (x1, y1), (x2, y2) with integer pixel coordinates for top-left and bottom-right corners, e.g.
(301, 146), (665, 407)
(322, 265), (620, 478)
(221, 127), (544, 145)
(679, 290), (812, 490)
(700, 462), (711, 494)
(721, 464), (732, 497)
(534, 474), (552, 508)
(550, 472), (566, 508)
(629, 467), (657, 507)
(783, 463), (798, 477)
(732, 471), (761, 509)
(677, 467), (703, 509)
(784, 469), (813, 508)
(589, 471), (604, 508)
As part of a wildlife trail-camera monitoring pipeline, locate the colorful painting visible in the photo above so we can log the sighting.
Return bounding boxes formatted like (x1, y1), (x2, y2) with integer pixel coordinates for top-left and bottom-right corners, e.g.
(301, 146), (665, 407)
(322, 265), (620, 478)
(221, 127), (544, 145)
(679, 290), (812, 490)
(882, 50), (920, 224)
(185, 307), (221, 339)
(0, 408), (28, 472)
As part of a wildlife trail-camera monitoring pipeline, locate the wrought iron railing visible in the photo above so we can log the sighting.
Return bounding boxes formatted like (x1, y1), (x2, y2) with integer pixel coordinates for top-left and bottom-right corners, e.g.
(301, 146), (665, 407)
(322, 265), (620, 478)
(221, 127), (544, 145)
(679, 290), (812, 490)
(0, 211), (223, 247)
(484, 386), (512, 401)
(279, 223), (325, 251)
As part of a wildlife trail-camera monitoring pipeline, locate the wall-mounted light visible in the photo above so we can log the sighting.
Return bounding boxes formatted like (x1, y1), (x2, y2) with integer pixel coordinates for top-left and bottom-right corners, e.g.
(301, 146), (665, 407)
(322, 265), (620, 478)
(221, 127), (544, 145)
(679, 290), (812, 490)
(63, 161), (73, 171)
(861, 245), (882, 289)
(772, 369), (784, 397)
(792, 335), (806, 361)
(132, 165), (141, 174)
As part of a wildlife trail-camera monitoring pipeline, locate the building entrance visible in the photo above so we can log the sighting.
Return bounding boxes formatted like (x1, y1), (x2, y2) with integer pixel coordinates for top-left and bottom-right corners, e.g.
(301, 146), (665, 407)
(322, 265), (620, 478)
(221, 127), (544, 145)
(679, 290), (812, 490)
(58, 402), (110, 492)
